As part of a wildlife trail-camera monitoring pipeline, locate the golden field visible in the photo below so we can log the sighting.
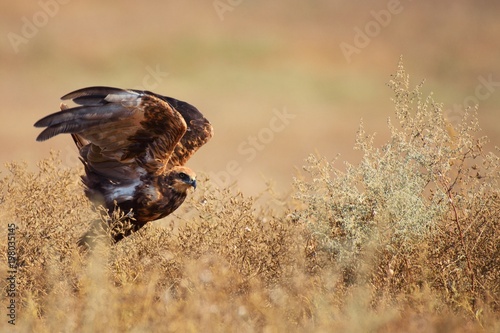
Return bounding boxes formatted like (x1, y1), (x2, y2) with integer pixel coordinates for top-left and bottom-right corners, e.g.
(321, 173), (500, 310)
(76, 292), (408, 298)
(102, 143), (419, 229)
(1, 1), (500, 332)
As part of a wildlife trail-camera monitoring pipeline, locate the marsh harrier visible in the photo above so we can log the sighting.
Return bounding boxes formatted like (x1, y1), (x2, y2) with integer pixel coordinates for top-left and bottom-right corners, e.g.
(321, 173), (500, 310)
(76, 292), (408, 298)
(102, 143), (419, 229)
(35, 86), (213, 244)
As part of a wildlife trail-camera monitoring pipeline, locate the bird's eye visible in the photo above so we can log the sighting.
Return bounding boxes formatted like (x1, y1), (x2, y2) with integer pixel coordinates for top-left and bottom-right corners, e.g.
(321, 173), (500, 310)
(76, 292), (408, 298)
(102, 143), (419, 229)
(179, 172), (189, 181)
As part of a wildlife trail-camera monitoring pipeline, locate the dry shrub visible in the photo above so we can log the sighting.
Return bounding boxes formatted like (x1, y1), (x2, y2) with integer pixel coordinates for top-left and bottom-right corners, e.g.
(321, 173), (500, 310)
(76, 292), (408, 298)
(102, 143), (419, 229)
(174, 182), (298, 285)
(1, 60), (499, 332)
(0, 151), (93, 309)
(293, 59), (500, 317)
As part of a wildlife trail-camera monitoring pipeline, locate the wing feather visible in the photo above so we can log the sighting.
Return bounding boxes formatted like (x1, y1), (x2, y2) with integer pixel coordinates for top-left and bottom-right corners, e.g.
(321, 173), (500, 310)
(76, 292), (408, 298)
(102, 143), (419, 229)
(142, 91), (214, 166)
(61, 86), (133, 101)
(34, 86), (188, 176)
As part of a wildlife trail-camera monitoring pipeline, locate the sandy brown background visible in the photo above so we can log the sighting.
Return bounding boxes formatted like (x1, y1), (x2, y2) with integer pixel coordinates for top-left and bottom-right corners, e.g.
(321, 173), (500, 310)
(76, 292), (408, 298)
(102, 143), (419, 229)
(2, 0), (499, 194)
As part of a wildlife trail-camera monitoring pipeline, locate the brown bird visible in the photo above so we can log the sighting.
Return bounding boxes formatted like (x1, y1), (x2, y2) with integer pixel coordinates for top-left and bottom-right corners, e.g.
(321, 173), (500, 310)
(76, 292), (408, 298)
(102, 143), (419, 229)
(34, 86), (213, 245)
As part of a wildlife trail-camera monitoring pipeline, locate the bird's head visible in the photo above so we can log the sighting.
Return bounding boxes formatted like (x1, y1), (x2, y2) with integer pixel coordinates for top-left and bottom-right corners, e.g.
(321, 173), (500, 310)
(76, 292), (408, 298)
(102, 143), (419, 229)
(169, 166), (197, 193)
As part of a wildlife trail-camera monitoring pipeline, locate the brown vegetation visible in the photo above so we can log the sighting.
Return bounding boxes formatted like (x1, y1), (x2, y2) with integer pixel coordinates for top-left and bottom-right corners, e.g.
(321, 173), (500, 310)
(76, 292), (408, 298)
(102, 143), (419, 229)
(1, 62), (499, 332)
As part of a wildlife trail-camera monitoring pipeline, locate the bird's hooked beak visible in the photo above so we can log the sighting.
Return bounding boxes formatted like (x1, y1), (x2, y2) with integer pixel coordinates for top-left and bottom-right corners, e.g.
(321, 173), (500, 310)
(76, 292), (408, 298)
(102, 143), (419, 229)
(190, 179), (197, 190)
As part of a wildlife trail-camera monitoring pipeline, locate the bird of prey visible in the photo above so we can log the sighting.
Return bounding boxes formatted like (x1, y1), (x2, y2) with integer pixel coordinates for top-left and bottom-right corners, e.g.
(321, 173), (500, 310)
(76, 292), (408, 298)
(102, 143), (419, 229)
(34, 86), (213, 245)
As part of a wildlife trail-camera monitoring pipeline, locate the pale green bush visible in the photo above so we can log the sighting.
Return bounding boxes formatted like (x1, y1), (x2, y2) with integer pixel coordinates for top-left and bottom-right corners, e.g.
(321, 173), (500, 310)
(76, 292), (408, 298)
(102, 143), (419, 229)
(293, 59), (500, 315)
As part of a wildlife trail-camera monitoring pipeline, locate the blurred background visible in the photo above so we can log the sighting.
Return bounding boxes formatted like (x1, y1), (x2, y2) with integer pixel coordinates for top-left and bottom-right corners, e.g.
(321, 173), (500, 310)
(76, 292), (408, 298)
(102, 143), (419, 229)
(1, 0), (499, 195)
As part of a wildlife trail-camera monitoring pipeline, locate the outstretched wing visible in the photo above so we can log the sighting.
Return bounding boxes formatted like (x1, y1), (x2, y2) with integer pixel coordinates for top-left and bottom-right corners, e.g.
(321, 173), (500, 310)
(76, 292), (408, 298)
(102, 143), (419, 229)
(142, 91), (214, 167)
(34, 86), (188, 177)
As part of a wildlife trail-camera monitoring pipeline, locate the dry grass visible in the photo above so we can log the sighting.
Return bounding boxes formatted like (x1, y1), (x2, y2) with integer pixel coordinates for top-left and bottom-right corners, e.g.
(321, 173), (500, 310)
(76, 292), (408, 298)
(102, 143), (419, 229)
(1, 62), (500, 332)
